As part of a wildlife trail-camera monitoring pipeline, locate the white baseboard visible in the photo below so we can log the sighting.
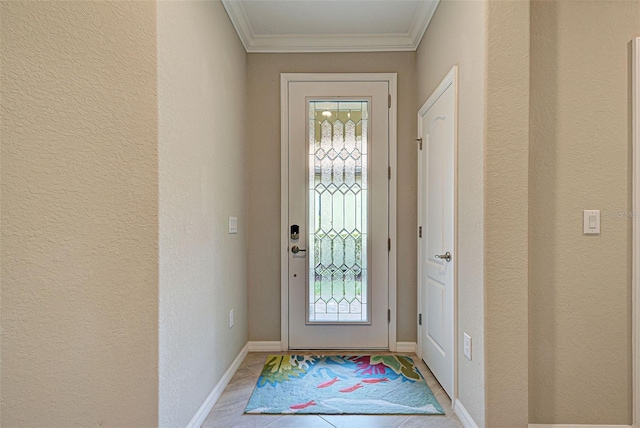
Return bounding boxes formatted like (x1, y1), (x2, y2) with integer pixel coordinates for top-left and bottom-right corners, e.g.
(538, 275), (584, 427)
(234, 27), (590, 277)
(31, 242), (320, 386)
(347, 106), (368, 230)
(454, 399), (479, 428)
(396, 342), (417, 353)
(186, 343), (249, 428)
(247, 341), (419, 353)
(247, 341), (282, 352)
(529, 425), (632, 428)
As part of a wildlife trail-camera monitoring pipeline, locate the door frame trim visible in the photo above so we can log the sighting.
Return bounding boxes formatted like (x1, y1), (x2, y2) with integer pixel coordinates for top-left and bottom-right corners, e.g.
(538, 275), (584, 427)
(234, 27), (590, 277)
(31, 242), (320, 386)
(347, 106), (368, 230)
(632, 37), (640, 428)
(280, 73), (398, 351)
(416, 65), (458, 401)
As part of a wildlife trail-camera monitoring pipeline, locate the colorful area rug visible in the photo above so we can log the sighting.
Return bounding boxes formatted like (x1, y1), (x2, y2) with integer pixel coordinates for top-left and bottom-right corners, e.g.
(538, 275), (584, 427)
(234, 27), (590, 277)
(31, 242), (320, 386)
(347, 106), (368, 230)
(244, 355), (444, 415)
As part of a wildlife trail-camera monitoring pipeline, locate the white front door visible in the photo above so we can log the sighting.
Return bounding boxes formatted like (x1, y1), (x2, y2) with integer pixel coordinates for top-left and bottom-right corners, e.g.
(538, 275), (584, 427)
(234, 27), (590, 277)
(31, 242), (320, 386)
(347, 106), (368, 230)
(286, 78), (389, 350)
(418, 68), (456, 398)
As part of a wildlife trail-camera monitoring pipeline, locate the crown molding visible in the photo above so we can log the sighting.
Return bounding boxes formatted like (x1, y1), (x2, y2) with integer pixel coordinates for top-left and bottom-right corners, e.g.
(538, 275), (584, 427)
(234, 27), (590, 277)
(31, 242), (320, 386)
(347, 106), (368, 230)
(409, 0), (439, 51)
(221, 0), (253, 50)
(221, 0), (439, 53)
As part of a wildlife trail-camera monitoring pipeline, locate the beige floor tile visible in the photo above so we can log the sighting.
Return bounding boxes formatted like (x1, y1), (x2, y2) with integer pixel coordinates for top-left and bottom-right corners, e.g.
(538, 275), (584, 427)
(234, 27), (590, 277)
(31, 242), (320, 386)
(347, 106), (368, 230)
(248, 362), (268, 375)
(264, 415), (334, 427)
(202, 413), (282, 428)
(244, 352), (271, 362)
(244, 353), (271, 366)
(447, 406), (461, 422)
(399, 415), (463, 428)
(231, 367), (260, 383)
(214, 382), (253, 406)
(320, 414), (409, 428)
(207, 397), (249, 421)
(224, 375), (260, 397)
(433, 389), (454, 416)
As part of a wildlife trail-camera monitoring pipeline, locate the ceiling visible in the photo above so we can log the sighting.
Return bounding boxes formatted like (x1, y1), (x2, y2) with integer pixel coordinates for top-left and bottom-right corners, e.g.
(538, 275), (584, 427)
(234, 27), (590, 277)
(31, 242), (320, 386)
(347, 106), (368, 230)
(221, 0), (440, 53)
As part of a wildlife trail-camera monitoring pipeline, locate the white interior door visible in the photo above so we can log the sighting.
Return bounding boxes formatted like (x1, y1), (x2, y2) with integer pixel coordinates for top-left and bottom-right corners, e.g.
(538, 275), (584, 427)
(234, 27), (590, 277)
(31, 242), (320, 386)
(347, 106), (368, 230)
(418, 68), (456, 398)
(286, 79), (389, 349)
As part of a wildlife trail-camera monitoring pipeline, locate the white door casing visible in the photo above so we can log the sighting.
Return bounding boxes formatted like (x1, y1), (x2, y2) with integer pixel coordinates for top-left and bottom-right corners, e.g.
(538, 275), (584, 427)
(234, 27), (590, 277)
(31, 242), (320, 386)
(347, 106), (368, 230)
(280, 73), (398, 351)
(632, 37), (640, 428)
(417, 66), (457, 399)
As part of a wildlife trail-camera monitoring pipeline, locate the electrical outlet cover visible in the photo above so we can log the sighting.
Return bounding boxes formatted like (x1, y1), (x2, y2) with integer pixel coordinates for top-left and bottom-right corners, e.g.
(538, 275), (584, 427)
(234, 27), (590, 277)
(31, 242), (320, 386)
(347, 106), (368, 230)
(463, 333), (472, 360)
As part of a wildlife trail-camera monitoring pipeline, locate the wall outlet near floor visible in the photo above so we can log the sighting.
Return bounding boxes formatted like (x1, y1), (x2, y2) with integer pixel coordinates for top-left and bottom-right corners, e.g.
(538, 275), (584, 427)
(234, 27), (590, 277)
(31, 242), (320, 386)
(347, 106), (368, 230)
(229, 309), (234, 329)
(463, 333), (472, 360)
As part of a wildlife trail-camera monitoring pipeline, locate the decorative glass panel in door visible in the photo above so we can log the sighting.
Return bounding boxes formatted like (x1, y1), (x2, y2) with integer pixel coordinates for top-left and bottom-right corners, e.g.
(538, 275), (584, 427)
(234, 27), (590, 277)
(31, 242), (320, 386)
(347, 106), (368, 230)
(308, 101), (369, 323)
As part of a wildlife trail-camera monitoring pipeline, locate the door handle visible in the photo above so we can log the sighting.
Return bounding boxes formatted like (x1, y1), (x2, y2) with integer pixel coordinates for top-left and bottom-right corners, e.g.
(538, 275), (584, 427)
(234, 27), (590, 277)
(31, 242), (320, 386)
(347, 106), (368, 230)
(435, 252), (451, 262)
(291, 246), (307, 254)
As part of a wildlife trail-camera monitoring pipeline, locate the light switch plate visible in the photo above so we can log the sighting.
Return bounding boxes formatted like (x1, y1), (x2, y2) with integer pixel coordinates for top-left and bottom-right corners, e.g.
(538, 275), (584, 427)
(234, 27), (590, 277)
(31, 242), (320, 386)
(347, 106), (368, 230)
(463, 333), (472, 361)
(228, 216), (238, 234)
(583, 210), (600, 235)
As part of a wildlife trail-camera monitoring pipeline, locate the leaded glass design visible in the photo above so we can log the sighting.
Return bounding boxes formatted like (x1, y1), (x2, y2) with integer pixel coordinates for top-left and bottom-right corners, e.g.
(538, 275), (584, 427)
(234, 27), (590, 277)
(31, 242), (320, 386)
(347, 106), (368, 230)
(308, 101), (368, 323)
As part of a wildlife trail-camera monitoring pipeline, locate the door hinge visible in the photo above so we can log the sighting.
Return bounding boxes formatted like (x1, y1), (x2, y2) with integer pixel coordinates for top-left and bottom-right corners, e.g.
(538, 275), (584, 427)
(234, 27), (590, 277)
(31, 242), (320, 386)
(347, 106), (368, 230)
(419, 226), (422, 238)
(388, 238), (391, 252)
(388, 166), (391, 180)
(388, 309), (391, 323)
(415, 138), (423, 150)
(388, 94), (391, 108)
(419, 313), (422, 326)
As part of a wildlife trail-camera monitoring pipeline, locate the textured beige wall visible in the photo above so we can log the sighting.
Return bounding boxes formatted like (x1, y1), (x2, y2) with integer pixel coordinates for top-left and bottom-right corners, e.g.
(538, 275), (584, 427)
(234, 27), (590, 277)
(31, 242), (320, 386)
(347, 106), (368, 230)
(1, 5), (3, 425)
(416, 1), (486, 425)
(247, 52), (417, 342)
(1, 2), (159, 426)
(484, 1), (530, 426)
(529, 1), (638, 424)
(157, 1), (248, 426)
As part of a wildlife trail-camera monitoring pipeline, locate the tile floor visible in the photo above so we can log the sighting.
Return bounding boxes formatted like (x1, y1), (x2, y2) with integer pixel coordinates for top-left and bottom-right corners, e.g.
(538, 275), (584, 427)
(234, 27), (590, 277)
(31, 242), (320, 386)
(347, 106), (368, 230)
(202, 352), (463, 428)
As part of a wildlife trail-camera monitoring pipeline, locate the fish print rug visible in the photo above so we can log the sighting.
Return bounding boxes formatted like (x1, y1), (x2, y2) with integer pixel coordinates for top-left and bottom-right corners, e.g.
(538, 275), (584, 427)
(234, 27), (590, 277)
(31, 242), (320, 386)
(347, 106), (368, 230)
(244, 355), (444, 415)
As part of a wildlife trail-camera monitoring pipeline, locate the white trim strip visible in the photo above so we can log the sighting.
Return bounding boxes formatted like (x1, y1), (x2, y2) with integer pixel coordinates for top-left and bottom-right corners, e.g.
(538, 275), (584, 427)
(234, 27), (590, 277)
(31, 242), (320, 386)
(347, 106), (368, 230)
(396, 342), (417, 354)
(454, 399), (479, 428)
(632, 36), (640, 428)
(528, 425), (632, 428)
(247, 341), (283, 352)
(185, 343), (248, 428)
(220, 0), (253, 51)
(280, 74), (290, 352)
(388, 73), (398, 352)
(418, 67), (456, 117)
